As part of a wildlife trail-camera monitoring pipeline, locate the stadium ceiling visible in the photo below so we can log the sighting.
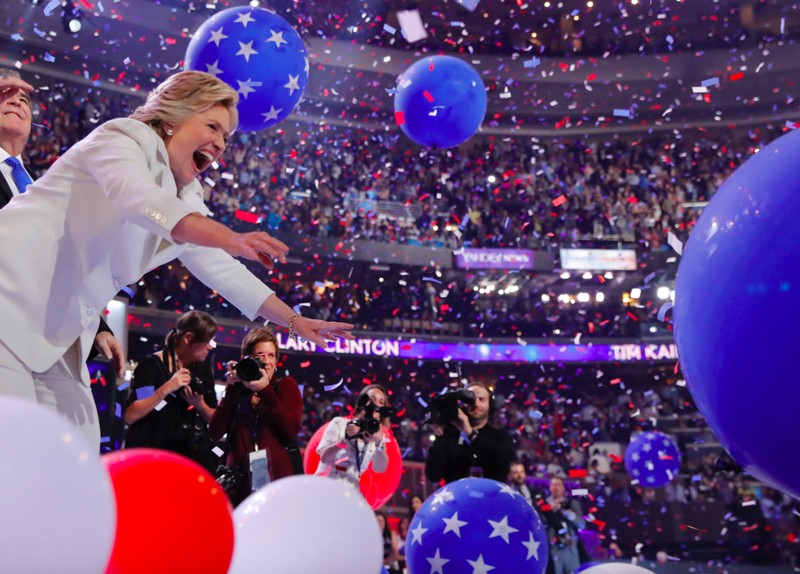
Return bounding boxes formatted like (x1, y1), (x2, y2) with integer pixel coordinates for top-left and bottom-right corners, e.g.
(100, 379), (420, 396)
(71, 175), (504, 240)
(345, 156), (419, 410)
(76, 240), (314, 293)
(1, 0), (799, 133)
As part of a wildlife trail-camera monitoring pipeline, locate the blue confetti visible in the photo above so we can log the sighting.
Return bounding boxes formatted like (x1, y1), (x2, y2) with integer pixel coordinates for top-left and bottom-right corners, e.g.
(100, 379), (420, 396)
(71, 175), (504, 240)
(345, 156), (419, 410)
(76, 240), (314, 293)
(524, 57), (541, 69)
(43, 0), (60, 16)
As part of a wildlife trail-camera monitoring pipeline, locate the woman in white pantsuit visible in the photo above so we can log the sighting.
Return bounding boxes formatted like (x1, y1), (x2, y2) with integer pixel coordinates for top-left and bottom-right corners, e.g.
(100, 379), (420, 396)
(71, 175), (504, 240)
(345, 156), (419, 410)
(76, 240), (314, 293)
(0, 71), (353, 448)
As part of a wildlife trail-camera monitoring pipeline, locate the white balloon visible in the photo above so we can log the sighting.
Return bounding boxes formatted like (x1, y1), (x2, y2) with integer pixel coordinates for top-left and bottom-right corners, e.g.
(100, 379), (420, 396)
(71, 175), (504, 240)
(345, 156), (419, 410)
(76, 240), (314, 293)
(581, 564), (656, 574)
(0, 397), (116, 574)
(230, 475), (383, 574)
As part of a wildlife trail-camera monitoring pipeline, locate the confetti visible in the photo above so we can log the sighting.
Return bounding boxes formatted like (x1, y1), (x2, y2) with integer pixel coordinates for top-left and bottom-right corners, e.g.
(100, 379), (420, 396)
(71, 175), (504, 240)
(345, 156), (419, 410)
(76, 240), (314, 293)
(397, 9), (428, 43)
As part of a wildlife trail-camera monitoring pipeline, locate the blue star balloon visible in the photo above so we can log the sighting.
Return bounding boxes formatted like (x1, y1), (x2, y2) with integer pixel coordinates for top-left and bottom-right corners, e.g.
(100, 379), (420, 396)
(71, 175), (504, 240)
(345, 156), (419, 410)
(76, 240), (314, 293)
(623, 431), (680, 488)
(406, 478), (548, 574)
(185, 6), (308, 132)
(674, 128), (800, 499)
(394, 55), (487, 149)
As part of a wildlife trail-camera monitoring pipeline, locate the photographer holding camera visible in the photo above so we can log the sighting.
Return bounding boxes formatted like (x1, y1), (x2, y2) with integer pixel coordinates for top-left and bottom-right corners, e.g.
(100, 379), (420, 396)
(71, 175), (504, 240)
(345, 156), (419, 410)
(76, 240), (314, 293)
(123, 311), (219, 473)
(208, 327), (302, 506)
(315, 384), (393, 493)
(424, 382), (516, 484)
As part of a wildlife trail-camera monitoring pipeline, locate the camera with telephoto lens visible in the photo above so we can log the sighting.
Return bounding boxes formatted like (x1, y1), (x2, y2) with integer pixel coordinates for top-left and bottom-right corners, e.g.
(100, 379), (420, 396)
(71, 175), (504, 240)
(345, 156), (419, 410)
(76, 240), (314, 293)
(351, 396), (395, 436)
(427, 389), (476, 426)
(235, 355), (267, 382)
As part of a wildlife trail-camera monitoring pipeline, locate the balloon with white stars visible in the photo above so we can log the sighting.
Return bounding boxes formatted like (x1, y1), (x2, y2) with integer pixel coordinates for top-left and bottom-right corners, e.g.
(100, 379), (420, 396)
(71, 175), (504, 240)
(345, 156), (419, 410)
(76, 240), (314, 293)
(624, 431), (681, 488)
(406, 478), (548, 574)
(185, 6), (309, 132)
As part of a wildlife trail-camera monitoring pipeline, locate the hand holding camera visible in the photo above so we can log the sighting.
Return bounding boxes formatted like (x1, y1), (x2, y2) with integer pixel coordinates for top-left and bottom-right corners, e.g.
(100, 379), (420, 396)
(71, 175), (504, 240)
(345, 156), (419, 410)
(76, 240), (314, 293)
(228, 356), (272, 393)
(427, 389), (476, 431)
(163, 367), (192, 396)
(182, 385), (208, 409)
(350, 395), (394, 442)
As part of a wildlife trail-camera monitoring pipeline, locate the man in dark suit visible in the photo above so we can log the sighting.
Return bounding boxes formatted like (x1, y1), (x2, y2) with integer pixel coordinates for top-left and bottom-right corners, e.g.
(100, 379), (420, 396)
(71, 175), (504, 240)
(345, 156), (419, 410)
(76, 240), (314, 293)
(0, 67), (125, 376)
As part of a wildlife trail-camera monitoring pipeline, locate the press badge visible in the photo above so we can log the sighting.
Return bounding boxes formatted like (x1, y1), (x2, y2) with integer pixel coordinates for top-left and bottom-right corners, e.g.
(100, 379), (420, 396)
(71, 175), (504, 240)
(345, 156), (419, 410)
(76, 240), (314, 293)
(249, 449), (270, 490)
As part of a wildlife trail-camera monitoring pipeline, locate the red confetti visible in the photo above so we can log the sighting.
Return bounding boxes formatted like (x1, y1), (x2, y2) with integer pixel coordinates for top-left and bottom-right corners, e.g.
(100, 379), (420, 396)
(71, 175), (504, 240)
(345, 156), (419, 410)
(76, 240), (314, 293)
(423, 91), (434, 102)
(552, 195), (567, 207)
(569, 469), (587, 478)
(234, 209), (259, 224)
(730, 72), (745, 81)
(394, 111), (405, 126)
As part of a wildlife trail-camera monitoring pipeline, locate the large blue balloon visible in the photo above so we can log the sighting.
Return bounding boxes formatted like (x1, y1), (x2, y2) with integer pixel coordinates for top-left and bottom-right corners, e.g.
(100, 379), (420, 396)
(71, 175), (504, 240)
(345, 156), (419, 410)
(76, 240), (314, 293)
(185, 7), (308, 132)
(675, 128), (800, 498)
(624, 431), (680, 488)
(406, 478), (548, 574)
(394, 56), (487, 149)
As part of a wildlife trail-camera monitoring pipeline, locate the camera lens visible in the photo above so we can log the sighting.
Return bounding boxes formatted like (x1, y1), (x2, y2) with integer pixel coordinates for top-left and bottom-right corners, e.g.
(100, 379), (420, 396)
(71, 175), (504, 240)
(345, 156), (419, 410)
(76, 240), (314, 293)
(236, 357), (264, 382)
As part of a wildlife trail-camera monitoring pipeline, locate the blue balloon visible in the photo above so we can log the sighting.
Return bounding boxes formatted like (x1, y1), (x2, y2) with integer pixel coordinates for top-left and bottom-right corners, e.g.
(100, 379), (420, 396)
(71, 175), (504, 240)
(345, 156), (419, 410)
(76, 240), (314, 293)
(623, 431), (680, 488)
(406, 478), (548, 574)
(185, 7), (308, 132)
(675, 128), (800, 498)
(394, 56), (487, 149)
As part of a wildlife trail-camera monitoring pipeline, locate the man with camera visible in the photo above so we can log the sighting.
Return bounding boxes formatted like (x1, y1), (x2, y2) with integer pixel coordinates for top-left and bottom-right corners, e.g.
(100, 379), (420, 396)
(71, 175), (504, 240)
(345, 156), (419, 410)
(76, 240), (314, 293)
(124, 311), (219, 473)
(425, 383), (516, 484)
(315, 388), (392, 493)
(208, 327), (302, 506)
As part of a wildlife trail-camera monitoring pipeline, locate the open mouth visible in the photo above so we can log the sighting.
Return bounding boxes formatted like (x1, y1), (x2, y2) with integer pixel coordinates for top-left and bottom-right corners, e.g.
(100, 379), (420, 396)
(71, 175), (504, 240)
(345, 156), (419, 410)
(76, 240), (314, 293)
(192, 149), (214, 173)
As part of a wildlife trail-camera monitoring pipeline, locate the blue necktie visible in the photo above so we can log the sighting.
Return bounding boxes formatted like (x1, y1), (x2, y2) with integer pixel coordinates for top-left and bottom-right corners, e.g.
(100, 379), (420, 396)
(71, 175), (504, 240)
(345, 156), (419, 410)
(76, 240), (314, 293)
(4, 157), (33, 193)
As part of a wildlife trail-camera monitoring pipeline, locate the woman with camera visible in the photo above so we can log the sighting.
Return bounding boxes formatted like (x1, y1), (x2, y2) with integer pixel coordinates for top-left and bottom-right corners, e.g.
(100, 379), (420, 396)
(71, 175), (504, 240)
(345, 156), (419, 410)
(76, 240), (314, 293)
(208, 327), (302, 506)
(315, 385), (391, 493)
(123, 310), (219, 473)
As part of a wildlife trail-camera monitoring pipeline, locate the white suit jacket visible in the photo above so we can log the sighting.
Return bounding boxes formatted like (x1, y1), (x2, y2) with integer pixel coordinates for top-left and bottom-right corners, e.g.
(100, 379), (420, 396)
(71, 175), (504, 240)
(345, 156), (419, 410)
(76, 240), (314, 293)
(0, 118), (273, 374)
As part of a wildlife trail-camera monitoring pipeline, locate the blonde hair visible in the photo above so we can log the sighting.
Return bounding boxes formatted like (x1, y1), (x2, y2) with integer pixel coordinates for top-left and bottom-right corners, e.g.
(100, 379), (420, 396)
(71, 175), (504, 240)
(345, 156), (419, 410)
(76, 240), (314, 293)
(130, 71), (238, 138)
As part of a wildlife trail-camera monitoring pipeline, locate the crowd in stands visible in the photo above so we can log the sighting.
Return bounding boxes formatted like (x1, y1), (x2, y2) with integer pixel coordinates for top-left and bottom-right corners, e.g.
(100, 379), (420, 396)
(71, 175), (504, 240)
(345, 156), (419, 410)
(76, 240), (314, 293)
(23, 78), (773, 340)
(25, 79), (781, 257)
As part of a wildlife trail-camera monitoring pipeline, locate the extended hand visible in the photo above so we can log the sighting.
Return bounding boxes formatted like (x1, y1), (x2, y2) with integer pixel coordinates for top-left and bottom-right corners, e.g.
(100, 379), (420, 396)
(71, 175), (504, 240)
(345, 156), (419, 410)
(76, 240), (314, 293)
(226, 231), (289, 269)
(293, 317), (355, 347)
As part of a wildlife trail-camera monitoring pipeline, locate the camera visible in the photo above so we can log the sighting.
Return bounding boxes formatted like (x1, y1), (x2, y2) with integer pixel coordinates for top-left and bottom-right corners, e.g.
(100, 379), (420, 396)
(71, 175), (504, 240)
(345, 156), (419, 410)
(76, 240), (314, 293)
(351, 396), (395, 436)
(188, 374), (205, 394)
(235, 355), (267, 382)
(215, 464), (244, 493)
(427, 389), (476, 426)
(176, 419), (208, 452)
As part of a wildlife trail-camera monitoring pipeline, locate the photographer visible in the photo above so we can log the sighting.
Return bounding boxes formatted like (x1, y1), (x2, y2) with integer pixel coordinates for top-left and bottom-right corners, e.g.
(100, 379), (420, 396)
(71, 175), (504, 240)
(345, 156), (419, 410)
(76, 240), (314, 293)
(208, 327), (302, 506)
(123, 311), (218, 473)
(541, 476), (588, 574)
(315, 385), (392, 492)
(424, 382), (515, 484)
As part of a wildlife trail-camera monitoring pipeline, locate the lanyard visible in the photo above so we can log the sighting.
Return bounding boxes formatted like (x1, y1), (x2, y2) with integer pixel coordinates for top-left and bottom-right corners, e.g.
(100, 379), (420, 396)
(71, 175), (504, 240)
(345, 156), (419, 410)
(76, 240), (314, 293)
(349, 435), (366, 477)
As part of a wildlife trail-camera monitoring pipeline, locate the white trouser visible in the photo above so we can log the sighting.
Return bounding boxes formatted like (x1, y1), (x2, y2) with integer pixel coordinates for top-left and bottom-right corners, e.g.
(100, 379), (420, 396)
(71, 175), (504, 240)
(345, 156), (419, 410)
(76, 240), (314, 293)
(0, 339), (100, 450)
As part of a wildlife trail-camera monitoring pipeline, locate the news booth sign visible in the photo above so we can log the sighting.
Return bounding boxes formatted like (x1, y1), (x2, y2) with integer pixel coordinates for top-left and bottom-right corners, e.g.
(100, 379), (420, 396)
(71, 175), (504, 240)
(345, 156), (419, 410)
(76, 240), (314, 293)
(453, 248), (535, 270)
(275, 333), (677, 364)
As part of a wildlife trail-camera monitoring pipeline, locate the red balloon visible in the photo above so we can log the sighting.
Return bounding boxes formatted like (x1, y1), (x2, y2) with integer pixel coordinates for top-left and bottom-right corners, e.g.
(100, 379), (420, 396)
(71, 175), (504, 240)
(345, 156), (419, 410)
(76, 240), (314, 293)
(304, 418), (403, 510)
(103, 449), (234, 574)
